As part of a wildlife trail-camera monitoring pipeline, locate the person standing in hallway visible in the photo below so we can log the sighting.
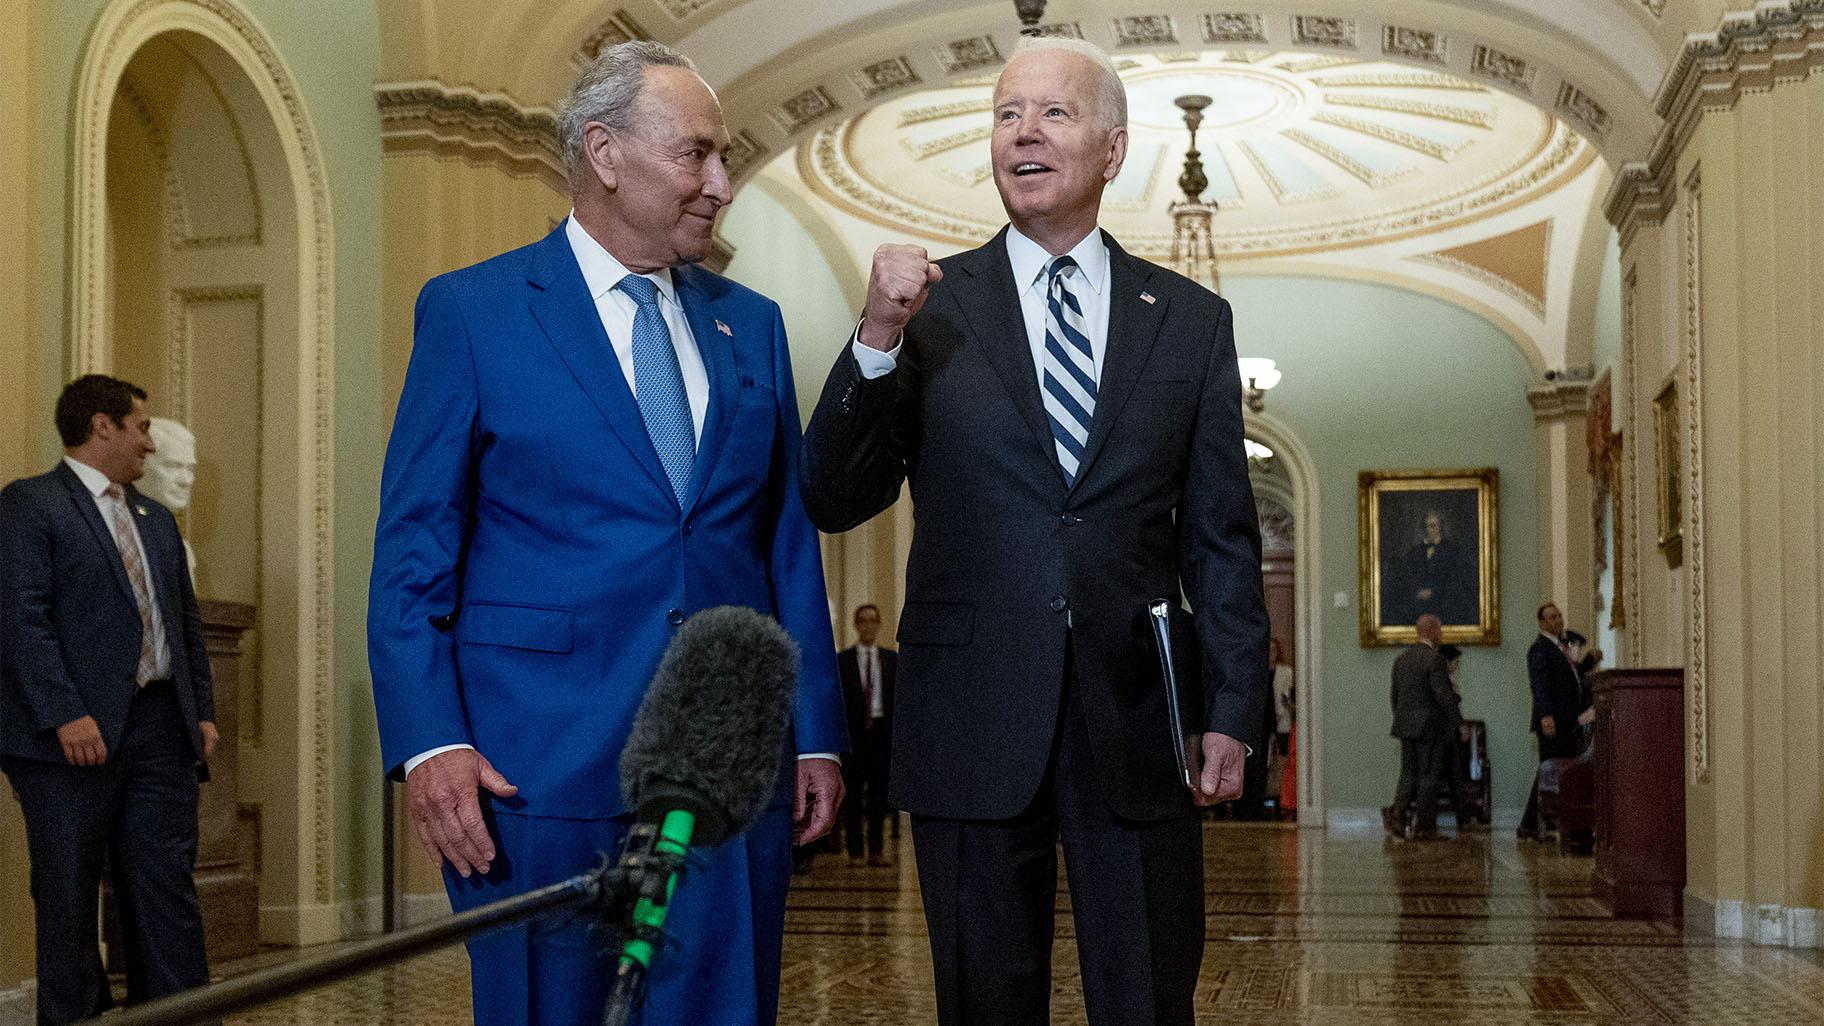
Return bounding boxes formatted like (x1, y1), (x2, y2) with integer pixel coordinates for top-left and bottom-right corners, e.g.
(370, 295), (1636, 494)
(1385, 614), (1462, 840)
(800, 36), (1270, 1026)
(366, 41), (847, 1026)
(837, 603), (897, 866)
(1518, 602), (1591, 840)
(0, 375), (216, 1025)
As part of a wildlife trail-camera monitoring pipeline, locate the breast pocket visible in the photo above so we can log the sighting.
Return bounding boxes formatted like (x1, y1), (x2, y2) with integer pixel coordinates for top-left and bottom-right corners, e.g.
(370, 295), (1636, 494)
(455, 602), (575, 653)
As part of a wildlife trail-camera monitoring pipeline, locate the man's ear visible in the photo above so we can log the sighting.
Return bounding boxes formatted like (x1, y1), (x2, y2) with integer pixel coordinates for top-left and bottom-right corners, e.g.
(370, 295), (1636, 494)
(1103, 125), (1129, 184)
(89, 412), (114, 441)
(582, 121), (620, 192)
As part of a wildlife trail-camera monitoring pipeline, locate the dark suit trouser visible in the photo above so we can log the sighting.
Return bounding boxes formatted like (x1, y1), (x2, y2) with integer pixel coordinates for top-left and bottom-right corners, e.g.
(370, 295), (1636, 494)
(1520, 732), (1583, 833)
(911, 657), (1203, 1026)
(2, 682), (207, 1026)
(843, 721), (891, 858)
(1392, 736), (1449, 827)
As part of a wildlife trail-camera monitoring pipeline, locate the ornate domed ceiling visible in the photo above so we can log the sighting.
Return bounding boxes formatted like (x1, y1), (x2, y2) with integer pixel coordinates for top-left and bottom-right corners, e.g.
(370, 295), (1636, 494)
(797, 50), (1596, 259)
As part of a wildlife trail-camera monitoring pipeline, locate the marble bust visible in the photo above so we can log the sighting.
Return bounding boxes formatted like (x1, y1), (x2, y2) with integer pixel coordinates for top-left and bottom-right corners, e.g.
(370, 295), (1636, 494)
(141, 417), (199, 577)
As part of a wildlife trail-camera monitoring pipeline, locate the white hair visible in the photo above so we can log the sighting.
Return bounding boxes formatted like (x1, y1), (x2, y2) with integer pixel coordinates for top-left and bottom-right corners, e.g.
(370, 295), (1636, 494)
(558, 40), (697, 183)
(1006, 37), (1128, 132)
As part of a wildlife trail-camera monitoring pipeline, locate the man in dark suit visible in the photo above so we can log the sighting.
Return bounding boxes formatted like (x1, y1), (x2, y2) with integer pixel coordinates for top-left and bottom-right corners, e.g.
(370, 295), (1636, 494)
(1384, 614), (1462, 840)
(800, 36), (1270, 1026)
(837, 603), (897, 865)
(0, 375), (216, 1025)
(1393, 509), (1470, 626)
(1519, 601), (1591, 839)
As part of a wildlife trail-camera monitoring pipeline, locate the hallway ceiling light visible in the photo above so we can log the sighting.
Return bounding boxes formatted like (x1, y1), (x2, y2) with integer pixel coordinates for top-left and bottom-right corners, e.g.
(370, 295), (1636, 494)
(1237, 357), (1280, 412)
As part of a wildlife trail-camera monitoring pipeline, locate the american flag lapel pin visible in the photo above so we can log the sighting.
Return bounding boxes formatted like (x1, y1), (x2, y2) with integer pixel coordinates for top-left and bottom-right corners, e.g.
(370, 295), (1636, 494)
(135, 504), (147, 517)
(1140, 291), (1156, 305)
(715, 319), (733, 337)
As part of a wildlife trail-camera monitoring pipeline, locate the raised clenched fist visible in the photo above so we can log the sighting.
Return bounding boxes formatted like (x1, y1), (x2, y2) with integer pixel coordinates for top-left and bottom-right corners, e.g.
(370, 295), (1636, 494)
(859, 244), (942, 351)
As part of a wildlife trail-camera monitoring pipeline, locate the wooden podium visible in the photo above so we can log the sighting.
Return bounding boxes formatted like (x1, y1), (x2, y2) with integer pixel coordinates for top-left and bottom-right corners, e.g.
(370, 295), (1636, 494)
(106, 600), (260, 966)
(1590, 667), (1686, 918)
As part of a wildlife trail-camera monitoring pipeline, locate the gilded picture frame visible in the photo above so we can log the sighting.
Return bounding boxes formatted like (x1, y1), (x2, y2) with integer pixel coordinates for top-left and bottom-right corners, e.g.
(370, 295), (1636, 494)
(1358, 467), (1501, 647)
(1652, 377), (1684, 566)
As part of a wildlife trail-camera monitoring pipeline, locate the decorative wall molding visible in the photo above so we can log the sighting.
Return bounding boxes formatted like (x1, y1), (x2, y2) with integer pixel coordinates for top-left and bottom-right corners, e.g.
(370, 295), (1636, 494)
(1031, 22), (1085, 40)
(1415, 251), (1547, 319)
(70, 0), (339, 915)
(849, 57), (920, 100)
(933, 36), (1002, 75)
(1291, 15), (1356, 50)
(1690, 894), (1823, 948)
(1202, 13), (1266, 44)
(1383, 26), (1447, 65)
(1621, 266), (1643, 664)
(1471, 44), (1536, 92)
(1555, 82), (1611, 137)
(573, 10), (652, 71)
(1606, 0), (1824, 240)
(771, 85), (840, 134)
(1113, 15), (1178, 48)
(1680, 165), (1709, 784)
(1525, 377), (1592, 421)
(374, 80), (564, 191)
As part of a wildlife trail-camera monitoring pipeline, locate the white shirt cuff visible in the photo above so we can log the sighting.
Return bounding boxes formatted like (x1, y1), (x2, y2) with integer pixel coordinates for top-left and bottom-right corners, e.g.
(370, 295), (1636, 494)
(798, 752), (842, 765)
(850, 322), (901, 379)
(403, 743), (474, 778)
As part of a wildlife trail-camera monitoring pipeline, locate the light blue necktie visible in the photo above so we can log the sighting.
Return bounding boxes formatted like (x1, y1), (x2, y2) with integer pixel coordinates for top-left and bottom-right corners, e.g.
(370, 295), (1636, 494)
(1040, 256), (1096, 486)
(616, 274), (695, 503)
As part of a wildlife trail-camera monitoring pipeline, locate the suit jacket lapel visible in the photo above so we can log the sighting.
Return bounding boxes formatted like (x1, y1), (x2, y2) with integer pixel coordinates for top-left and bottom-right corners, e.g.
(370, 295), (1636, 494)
(57, 462), (137, 606)
(525, 224), (676, 504)
(948, 230), (1060, 476)
(672, 265), (740, 516)
(1070, 234), (1169, 495)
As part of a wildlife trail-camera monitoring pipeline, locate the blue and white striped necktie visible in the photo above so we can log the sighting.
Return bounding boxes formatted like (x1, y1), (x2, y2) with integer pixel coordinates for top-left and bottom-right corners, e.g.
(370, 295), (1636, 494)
(1039, 255), (1096, 486)
(616, 274), (696, 503)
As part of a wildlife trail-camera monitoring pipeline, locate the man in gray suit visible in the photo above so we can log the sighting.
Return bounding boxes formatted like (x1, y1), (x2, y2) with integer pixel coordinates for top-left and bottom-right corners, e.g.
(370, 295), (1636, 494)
(1384, 614), (1463, 840)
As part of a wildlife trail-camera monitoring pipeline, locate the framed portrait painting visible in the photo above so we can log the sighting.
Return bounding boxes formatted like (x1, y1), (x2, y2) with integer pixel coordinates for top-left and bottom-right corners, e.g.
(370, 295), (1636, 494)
(1358, 467), (1501, 646)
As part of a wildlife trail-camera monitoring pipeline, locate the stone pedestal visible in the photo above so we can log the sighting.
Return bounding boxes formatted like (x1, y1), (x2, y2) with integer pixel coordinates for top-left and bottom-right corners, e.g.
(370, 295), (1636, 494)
(106, 600), (260, 967)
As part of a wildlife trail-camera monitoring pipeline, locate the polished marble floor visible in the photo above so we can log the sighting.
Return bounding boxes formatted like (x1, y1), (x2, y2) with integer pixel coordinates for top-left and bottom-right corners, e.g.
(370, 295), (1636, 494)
(29, 820), (1824, 1025)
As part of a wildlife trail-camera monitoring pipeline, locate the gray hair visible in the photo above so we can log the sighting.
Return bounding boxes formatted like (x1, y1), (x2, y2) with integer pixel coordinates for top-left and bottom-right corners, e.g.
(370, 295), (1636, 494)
(1006, 37), (1127, 132)
(558, 40), (697, 181)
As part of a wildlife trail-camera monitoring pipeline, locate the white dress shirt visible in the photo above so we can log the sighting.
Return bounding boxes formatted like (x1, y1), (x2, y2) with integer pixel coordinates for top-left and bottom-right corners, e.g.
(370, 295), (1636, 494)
(564, 214), (709, 443)
(65, 456), (171, 680)
(405, 217), (838, 778)
(852, 224), (1113, 387)
(857, 644), (885, 721)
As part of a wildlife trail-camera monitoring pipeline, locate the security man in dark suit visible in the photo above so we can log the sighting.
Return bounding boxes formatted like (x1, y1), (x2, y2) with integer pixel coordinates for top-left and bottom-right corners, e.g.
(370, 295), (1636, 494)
(1519, 601), (1590, 839)
(837, 603), (898, 865)
(0, 375), (216, 1025)
(800, 37), (1269, 1026)
(1385, 614), (1463, 840)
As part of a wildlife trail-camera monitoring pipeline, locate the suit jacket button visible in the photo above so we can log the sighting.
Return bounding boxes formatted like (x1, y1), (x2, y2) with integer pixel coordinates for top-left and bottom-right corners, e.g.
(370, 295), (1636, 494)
(667, 608), (685, 626)
(1050, 596), (1068, 613)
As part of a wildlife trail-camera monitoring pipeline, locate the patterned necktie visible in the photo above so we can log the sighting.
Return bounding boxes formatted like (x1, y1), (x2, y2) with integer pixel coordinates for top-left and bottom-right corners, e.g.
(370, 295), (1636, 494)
(103, 484), (159, 686)
(1040, 256), (1096, 486)
(616, 274), (696, 504)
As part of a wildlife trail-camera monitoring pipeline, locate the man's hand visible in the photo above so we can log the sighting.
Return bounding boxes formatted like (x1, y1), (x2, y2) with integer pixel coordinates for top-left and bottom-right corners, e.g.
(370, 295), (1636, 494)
(199, 721), (219, 759)
(406, 748), (518, 878)
(1459, 723), (1472, 743)
(1540, 714), (1557, 739)
(793, 758), (845, 845)
(1577, 708), (1596, 727)
(1195, 732), (1246, 807)
(57, 716), (106, 767)
(859, 244), (942, 351)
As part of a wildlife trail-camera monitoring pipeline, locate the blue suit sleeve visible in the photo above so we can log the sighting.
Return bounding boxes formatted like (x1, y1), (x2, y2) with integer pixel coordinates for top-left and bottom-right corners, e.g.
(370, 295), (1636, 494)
(0, 483), (88, 731)
(368, 276), (480, 777)
(1527, 643), (1554, 728)
(765, 306), (850, 757)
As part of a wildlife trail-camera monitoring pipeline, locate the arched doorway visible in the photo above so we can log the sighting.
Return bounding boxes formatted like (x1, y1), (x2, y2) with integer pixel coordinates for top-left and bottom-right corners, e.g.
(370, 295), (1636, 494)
(1244, 413), (1324, 823)
(70, 0), (338, 945)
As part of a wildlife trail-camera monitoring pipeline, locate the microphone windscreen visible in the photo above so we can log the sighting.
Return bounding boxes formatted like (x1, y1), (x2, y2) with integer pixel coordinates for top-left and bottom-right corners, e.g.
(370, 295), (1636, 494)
(619, 606), (799, 846)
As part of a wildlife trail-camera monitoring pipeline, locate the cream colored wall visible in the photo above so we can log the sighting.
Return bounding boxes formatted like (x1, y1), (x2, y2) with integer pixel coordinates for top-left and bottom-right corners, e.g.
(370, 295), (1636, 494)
(0, 0), (46, 993)
(1611, 0), (1824, 943)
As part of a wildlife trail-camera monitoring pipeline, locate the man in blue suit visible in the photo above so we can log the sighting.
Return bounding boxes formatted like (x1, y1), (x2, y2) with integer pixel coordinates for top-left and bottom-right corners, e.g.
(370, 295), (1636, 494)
(368, 41), (847, 1026)
(1, 374), (216, 1025)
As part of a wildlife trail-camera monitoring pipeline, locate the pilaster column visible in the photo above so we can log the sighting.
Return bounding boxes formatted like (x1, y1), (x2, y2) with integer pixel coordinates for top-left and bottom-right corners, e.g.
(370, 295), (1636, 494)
(1528, 376), (1595, 633)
